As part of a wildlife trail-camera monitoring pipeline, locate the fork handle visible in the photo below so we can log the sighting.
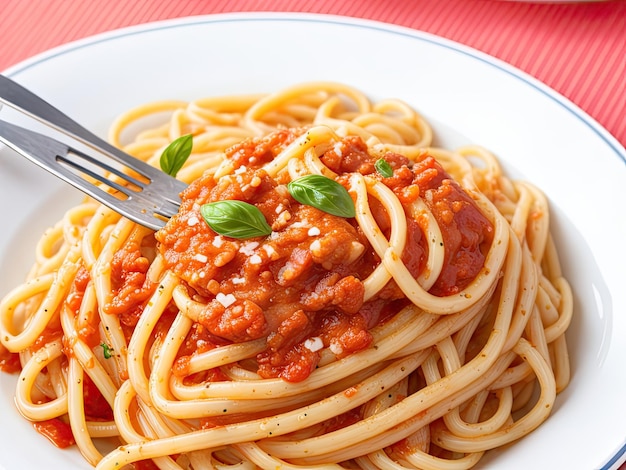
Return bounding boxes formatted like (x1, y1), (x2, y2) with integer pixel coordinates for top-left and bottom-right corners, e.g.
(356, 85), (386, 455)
(1, 76), (153, 176)
(0, 74), (186, 192)
(0, 74), (112, 149)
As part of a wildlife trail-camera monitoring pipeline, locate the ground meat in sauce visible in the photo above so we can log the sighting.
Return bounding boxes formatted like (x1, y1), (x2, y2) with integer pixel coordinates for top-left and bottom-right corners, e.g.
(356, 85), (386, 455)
(156, 129), (493, 382)
(408, 155), (494, 296)
(105, 237), (155, 327)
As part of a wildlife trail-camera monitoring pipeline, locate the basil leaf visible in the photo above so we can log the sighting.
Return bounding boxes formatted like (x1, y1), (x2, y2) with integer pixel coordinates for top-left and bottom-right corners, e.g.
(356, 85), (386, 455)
(200, 200), (272, 239)
(160, 134), (193, 177)
(375, 158), (393, 178)
(100, 343), (113, 359)
(287, 174), (355, 218)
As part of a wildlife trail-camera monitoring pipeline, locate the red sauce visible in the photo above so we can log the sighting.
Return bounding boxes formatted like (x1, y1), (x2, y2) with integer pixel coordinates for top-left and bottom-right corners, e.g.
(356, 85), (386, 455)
(156, 129), (493, 382)
(409, 155), (494, 296)
(104, 235), (158, 342)
(31, 375), (113, 448)
(33, 418), (75, 449)
(82, 373), (114, 421)
(173, 323), (231, 383)
(132, 460), (162, 470)
(65, 266), (102, 349)
(0, 343), (20, 373)
(31, 326), (63, 354)
(66, 265), (90, 313)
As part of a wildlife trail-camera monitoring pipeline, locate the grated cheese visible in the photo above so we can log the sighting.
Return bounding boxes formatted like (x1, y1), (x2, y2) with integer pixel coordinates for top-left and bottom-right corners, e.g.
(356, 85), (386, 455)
(310, 239), (322, 255)
(239, 241), (260, 256)
(329, 342), (344, 355)
(291, 220), (309, 229)
(193, 254), (208, 263)
(303, 337), (324, 352)
(216, 292), (236, 308)
(333, 142), (343, 157)
(262, 244), (277, 259)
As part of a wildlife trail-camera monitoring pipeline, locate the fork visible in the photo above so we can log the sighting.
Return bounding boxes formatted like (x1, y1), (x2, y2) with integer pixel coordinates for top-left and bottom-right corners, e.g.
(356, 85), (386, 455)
(0, 75), (187, 230)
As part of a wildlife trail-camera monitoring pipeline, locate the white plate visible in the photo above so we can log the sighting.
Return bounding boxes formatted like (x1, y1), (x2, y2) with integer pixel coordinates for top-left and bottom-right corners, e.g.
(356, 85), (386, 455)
(1, 13), (624, 470)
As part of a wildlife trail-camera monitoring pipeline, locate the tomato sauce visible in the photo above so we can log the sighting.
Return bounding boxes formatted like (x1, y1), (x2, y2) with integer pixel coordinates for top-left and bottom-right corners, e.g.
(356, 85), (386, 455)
(31, 326), (64, 354)
(33, 418), (75, 449)
(104, 236), (155, 326)
(65, 266), (102, 350)
(173, 322), (232, 383)
(30, 375), (113, 448)
(408, 155), (494, 296)
(82, 373), (114, 421)
(156, 129), (493, 382)
(0, 343), (20, 373)
(131, 460), (162, 470)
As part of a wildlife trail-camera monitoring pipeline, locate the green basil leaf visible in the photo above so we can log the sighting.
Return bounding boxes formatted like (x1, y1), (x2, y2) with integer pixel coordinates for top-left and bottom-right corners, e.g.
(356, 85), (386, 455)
(160, 134), (193, 177)
(287, 174), (355, 218)
(375, 158), (394, 178)
(100, 343), (113, 359)
(200, 200), (272, 239)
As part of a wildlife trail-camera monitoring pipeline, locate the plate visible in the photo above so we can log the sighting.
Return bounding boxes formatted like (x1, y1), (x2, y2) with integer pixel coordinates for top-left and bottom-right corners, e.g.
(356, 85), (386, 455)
(1, 13), (624, 470)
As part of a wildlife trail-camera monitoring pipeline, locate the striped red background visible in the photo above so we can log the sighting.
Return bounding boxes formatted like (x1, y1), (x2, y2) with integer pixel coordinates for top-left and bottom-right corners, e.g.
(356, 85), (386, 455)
(0, 0), (624, 147)
(0, 1), (624, 468)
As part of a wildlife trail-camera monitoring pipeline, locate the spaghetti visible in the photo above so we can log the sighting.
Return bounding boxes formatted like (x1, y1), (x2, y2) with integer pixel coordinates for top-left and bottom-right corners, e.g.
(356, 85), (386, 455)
(0, 82), (572, 469)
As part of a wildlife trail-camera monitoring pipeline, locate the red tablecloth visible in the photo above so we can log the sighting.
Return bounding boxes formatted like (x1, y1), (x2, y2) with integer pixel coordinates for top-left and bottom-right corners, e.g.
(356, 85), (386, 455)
(0, 1), (624, 468)
(1, 0), (624, 148)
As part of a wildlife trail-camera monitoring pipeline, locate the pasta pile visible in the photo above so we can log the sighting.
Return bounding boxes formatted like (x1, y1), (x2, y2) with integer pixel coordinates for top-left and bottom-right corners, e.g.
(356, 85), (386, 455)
(0, 82), (571, 469)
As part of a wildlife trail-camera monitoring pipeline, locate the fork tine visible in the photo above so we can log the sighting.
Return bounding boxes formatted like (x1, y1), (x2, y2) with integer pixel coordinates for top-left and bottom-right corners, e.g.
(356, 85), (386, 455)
(59, 147), (150, 190)
(0, 75), (191, 230)
(56, 154), (141, 197)
(155, 198), (184, 219)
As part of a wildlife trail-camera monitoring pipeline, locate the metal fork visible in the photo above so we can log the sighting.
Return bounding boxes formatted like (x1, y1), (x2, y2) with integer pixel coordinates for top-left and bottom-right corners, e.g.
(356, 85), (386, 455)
(0, 75), (187, 230)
